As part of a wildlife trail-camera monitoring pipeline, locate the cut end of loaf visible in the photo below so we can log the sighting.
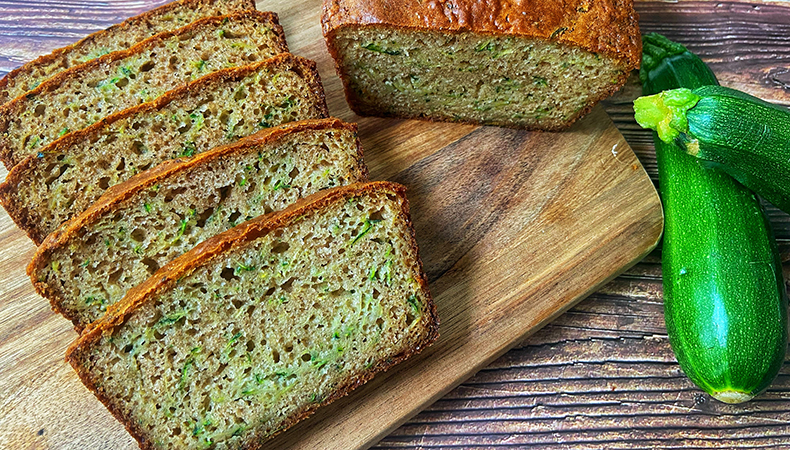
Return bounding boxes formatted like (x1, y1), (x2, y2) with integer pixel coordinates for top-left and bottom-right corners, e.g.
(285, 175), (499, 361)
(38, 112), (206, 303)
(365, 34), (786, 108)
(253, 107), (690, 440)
(67, 181), (437, 449)
(328, 25), (631, 130)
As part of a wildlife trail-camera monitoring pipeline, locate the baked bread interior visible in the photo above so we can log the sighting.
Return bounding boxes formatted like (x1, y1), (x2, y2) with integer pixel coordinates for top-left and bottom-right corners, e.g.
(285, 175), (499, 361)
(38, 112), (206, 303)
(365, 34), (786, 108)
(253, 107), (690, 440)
(66, 181), (438, 449)
(0, 54), (328, 245)
(0, 10), (288, 169)
(0, 0), (257, 104)
(30, 118), (368, 330)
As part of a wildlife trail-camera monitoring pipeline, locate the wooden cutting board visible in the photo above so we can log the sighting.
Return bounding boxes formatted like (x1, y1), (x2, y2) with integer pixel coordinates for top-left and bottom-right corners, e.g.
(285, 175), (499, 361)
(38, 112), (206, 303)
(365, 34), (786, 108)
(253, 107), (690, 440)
(0, 0), (664, 448)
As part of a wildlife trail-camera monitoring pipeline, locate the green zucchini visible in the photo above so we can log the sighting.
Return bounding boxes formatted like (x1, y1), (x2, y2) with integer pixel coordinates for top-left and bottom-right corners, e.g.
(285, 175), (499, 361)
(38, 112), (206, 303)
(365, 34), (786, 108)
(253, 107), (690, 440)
(639, 34), (787, 403)
(634, 84), (790, 214)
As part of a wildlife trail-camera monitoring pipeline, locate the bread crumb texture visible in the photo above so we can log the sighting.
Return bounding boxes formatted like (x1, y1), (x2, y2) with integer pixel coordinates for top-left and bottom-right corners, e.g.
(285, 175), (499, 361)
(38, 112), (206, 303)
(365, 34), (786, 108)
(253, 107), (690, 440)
(71, 186), (433, 449)
(3, 55), (326, 243)
(0, 11), (287, 167)
(38, 122), (365, 327)
(0, 0), (257, 103)
(332, 26), (628, 129)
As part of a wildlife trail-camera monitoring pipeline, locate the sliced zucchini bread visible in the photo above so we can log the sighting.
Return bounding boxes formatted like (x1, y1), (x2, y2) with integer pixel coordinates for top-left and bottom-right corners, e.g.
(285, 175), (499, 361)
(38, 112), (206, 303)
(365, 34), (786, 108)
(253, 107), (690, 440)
(0, 10), (288, 169)
(66, 181), (438, 449)
(30, 118), (368, 330)
(0, 0), (257, 104)
(322, 0), (641, 130)
(1, 54), (328, 245)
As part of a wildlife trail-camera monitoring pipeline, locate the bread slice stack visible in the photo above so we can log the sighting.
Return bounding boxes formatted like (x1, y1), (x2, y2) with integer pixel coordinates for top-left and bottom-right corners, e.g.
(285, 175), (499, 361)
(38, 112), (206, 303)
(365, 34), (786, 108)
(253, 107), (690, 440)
(0, 0), (258, 103)
(67, 181), (438, 448)
(1, 54), (329, 244)
(30, 119), (369, 330)
(1, 2), (437, 448)
(0, 10), (290, 168)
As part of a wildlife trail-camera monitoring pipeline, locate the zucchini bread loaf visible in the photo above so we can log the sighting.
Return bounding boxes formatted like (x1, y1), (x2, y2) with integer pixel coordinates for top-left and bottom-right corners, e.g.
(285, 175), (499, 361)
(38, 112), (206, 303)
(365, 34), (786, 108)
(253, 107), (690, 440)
(0, 54), (328, 245)
(0, 10), (288, 169)
(322, 0), (641, 130)
(0, 0), (256, 104)
(30, 118), (368, 330)
(66, 181), (438, 449)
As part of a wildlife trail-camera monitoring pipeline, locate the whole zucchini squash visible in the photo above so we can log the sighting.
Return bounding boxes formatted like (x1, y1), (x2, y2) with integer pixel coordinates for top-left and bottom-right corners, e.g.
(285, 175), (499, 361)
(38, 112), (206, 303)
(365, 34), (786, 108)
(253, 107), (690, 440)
(639, 33), (787, 403)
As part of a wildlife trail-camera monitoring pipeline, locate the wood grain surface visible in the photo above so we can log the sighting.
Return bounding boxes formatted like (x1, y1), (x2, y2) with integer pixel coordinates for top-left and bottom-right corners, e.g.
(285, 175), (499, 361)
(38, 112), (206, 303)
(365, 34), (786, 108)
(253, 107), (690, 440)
(0, 0), (787, 449)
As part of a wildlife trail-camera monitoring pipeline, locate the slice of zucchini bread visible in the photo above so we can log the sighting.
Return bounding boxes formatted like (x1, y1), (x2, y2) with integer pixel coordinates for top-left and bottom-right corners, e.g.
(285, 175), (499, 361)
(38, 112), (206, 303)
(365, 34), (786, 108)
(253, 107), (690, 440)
(0, 54), (328, 245)
(0, 0), (257, 104)
(0, 10), (288, 169)
(30, 118), (368, 331)
(66, 181), (438, 449)
(322, 0), (641, 130)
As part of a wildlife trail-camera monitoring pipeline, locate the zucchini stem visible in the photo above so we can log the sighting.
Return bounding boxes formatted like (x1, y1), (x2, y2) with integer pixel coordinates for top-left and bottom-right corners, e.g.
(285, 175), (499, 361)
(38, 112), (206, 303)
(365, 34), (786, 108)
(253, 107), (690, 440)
(633, 88), (701, 143)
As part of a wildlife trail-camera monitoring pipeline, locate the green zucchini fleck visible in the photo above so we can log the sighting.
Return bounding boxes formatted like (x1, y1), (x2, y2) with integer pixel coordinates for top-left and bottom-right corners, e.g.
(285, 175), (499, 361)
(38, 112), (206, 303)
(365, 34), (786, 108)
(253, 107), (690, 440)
(361, 42), (401, 55)
(178, 141), (197, 158)
(156, 312), (186, 327)
(234, 264), (255, 275)
(27, 135), (41, 149)
(178, 356), (194, 390)
(475, 41), (496, 52)
(406, 295), (420, 315)
(192, 60), (207, 71)
(272, 180), (290, 191)
(350, 219), (381, 245)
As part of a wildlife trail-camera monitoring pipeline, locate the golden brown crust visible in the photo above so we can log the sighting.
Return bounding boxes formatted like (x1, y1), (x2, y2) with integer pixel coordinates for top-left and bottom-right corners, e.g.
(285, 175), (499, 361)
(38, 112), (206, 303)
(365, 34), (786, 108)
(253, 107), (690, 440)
(0, 53), (326, 246)
(0, 9), (286, 170)
(321, 0), (641, 70)
(66, 181), (438, 449)
(0, 0), (257, 104)
(28, 118), (368, 331)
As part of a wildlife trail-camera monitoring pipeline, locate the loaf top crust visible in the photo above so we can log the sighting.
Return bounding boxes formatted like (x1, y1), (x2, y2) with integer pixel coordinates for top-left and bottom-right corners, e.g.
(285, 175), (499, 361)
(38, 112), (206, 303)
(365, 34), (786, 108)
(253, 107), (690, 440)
(321, 0), (641, 70)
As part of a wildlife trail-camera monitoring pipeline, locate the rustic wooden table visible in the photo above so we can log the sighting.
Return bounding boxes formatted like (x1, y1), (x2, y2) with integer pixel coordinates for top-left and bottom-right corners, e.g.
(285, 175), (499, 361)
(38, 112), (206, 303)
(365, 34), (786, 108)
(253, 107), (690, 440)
(1, 1), (789, 449)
